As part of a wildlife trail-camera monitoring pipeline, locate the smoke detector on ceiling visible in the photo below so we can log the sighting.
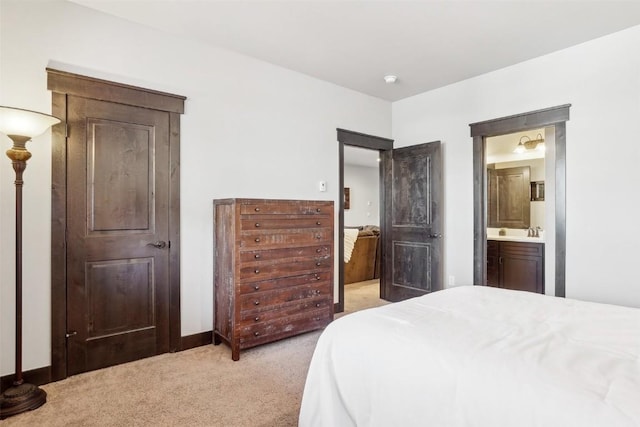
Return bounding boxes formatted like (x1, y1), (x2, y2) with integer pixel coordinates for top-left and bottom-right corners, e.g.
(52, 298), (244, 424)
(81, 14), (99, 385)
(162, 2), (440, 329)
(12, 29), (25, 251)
(383, 75), (398, 84)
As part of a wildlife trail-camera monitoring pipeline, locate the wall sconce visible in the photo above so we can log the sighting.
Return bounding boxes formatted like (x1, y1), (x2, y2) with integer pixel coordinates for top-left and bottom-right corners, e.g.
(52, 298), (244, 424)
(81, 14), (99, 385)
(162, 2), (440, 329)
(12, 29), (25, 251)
(0, 106), (61, 419)
(514, 133), (545, 154)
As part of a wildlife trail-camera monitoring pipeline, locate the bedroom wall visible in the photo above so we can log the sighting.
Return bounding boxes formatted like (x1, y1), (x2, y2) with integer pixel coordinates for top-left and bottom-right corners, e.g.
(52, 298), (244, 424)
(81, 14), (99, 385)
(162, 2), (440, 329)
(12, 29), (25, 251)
(392, 24), (640, 308)
(344, 164), (380, 227)
(0, 0), (391, 375)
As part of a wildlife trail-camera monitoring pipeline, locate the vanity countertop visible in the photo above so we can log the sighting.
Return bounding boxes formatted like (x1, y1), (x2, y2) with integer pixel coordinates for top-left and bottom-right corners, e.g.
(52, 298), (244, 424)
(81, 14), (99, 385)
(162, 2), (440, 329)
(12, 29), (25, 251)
(488, 235), (545, 243)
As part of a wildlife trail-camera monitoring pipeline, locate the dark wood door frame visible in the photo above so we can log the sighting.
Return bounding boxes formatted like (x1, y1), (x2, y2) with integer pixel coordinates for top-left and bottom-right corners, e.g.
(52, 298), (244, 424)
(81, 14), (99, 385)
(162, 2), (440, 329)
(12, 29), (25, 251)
(47, 69), (185, 381)
(470, 104), (570, 297)
(336, 129), (393, 313)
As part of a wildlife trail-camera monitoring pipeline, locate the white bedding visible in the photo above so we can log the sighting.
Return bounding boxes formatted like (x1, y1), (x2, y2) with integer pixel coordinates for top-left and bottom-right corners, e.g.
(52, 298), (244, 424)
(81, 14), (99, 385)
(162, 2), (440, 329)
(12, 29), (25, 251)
(299, 286), (640, 426)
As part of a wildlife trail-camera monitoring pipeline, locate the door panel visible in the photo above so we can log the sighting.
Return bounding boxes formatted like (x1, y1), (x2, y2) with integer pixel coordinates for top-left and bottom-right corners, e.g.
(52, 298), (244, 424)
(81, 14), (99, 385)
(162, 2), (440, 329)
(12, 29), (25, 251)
(382, 142), (443, 302)
(66, 96), (170, 375)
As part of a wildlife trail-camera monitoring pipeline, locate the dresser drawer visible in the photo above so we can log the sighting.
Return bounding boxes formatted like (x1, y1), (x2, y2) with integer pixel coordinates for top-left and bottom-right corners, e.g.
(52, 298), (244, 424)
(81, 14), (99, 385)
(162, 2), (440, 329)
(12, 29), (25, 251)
(239, 283), (330, 311)
(240, 217), (330, 230)
(240, 257), (331, 281)
(240, 202), (331, 216)
(239, 271), (331, 294)
(240, 229), (332, 249)
(239, 296), (332, 326)
(238, 308), (332, 347)
(240, 245), (330, 264)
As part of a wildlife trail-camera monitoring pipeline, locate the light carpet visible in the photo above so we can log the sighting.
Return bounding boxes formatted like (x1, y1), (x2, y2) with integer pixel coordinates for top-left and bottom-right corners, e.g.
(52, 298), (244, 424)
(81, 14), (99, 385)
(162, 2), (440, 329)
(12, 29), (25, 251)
(3, 280), (387, 427)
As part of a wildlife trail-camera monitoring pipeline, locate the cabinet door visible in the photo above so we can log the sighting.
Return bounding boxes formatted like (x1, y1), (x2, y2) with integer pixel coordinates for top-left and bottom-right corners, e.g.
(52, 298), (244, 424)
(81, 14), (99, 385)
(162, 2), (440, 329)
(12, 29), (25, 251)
(499, 242), (544, 293)
(486, 240), (499, 287)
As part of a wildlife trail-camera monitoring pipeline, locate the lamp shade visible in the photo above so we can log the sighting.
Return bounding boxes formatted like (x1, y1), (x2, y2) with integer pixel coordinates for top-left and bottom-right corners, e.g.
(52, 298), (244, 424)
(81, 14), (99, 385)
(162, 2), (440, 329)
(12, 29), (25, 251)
(0, 106), (61, 139)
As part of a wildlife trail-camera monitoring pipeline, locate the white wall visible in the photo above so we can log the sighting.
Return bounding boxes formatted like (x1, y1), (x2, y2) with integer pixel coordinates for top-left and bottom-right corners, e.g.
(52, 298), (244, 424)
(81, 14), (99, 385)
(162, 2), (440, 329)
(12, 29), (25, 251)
(0, 0), (391, 375)
(344, 164), (379, 227)
(393, 24), (640, 308)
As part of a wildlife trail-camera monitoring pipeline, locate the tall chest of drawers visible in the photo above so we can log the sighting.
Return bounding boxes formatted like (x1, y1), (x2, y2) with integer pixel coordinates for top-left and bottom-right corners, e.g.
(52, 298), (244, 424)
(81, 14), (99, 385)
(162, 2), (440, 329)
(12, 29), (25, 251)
(213, 198), (334, 360)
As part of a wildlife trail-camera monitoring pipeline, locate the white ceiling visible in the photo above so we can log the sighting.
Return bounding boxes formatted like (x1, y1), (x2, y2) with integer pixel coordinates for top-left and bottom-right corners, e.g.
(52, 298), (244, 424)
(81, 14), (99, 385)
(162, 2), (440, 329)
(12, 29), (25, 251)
(71, 1), (640, 101)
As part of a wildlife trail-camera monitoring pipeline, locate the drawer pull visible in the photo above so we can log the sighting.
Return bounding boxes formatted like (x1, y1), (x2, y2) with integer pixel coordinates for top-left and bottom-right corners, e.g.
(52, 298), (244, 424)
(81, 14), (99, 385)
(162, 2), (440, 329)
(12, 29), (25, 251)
(316, 262), (321, 266)
(316, 248), (321, 253)
(315, 275), (321, 281)
(255, 237), (261, 243)
(255, 223), (260, 228)
(316, 221), (321, 226)
(315, 290), (321, 295)
(315, 235), (321, 240)
(254, 331), (260, 337)
(254, 300), (260, 306)
(316, 208), (321, 213)
(314, 317), (321, 321)
(254, 269), (260, 274)
(254, 316), (260, 322)
(254, 285), (260, 291)
(254, 254), (260, 259)
(316, 303), (321, 307)
(255, 207), (260, 212)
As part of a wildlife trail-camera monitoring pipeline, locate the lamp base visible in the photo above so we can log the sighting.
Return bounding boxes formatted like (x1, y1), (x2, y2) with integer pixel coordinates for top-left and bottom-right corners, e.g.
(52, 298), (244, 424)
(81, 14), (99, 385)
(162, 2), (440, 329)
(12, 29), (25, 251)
(0, 382), (46, 419)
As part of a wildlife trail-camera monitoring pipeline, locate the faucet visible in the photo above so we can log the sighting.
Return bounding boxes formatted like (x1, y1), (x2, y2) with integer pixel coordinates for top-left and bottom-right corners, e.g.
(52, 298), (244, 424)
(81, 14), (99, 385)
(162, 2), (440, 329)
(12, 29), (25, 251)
(527, 227), (533, 237)
(535, 226), (542, 238)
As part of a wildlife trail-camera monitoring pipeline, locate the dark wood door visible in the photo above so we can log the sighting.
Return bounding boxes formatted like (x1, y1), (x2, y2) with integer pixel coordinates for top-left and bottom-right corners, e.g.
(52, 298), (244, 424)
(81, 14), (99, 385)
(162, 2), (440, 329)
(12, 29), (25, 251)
(66, 96), (171, 375)
(488, 166), (531, 229)
(381, 142), (443, 302)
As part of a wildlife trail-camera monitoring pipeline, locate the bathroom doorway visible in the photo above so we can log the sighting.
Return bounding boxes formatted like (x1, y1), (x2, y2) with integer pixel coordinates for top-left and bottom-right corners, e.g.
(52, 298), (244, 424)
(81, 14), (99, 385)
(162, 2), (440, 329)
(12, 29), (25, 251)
(470, 105), (570, 297)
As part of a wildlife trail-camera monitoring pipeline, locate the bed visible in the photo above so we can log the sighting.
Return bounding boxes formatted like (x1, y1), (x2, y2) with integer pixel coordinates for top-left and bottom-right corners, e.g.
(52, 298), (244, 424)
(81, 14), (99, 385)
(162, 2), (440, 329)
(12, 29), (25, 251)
(299, 286), (640, 426)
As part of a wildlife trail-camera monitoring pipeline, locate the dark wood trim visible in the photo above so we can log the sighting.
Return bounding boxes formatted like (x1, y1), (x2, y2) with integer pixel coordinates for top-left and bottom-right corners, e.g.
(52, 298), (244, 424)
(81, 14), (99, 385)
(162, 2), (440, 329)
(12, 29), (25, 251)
(470, 105), (570, 297)
(470, 104), (571, 137)
(1, 366), (51, 393)
(168, 112), (182, 351)
(337, 128), (394, 150)
(180, 331), (213, 351)
(337, 129), (393, 312)
(50, 92), (68, 382)
(554, 122), (567, 298)
(48, 69), (185, 381)
(46, 68), (186, 114)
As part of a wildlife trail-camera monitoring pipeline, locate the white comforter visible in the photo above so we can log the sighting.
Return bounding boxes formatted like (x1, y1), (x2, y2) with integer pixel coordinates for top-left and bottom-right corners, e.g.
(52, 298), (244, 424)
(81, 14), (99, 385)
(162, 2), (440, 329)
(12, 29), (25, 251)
(299, 286), (640, 427)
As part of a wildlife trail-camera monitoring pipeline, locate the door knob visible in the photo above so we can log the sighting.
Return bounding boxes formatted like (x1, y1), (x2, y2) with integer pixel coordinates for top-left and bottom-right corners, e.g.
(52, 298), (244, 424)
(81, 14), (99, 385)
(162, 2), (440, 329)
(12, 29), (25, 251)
(147, 241), (167, 249)
(428, 234), (442, 239)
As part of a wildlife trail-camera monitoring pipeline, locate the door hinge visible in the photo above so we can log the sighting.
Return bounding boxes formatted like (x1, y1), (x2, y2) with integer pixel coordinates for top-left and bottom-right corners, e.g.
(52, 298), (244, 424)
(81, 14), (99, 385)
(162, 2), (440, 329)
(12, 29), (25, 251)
(65, 331), (77, 338)
(168, 240), (171, 249)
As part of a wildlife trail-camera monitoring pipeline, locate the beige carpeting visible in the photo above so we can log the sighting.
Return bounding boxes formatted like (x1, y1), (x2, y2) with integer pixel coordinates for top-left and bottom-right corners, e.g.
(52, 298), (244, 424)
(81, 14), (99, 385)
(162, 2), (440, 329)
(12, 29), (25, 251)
(2, 280), (387, 426)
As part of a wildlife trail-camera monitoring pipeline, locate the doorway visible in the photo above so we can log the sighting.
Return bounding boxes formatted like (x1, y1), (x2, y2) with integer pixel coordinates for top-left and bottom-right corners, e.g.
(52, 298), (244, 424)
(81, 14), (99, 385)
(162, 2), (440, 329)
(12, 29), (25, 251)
(48, 69), (185, 380)
(337, 129), (392, 313)
(470, 104), (570, 297)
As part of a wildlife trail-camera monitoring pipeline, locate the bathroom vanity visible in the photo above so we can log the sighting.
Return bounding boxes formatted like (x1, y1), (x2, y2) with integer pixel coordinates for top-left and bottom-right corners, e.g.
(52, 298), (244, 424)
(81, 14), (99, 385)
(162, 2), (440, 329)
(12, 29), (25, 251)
(487, 237), (544, 294)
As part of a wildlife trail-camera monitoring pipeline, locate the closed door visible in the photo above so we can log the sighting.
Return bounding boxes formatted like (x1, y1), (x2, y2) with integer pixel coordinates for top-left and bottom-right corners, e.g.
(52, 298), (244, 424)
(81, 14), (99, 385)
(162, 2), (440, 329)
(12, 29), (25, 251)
(381, 141), (443, 302)
(66, 96), (171, 375)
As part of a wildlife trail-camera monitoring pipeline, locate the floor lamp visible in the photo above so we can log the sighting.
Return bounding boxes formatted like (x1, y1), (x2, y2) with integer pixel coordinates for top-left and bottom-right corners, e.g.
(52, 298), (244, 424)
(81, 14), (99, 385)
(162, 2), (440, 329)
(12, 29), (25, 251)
(0, 106), (61, 419)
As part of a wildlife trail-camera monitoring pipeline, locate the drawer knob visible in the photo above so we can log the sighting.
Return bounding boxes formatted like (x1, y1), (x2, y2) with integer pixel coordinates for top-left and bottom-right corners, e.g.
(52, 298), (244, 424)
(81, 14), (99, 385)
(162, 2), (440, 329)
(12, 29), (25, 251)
(254, 316), (260, 322)
(316, 303), (321, 307)
(255, 207), (260, 212)
(315, 275), (321, 281)
(315, 235), (321, 240)
(254, 269), (260, 274)
(316, 248), (321, 253)
(255, 223), (260, 228)
(255, 254), (260, 259)
(254, 300), (260, 305)
(254, 285), (260, 291)
(315, 290), (321, 295)
(316, 221), (321, 226)
(316, 262), (321, 266)
(255, 237), (261, 243)
(316, 208), (321, 213)
(254, 332), (260, 337)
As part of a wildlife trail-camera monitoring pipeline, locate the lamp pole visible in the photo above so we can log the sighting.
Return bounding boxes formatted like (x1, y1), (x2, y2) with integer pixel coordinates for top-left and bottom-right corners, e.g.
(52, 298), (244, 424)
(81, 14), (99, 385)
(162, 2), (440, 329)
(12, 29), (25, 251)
(0, 107), (60, 419)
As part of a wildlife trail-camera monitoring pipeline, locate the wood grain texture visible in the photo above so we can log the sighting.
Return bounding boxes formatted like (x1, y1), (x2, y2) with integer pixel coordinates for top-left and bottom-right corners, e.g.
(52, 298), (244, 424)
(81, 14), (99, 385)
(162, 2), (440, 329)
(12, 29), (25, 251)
(213, 199), (334, 361)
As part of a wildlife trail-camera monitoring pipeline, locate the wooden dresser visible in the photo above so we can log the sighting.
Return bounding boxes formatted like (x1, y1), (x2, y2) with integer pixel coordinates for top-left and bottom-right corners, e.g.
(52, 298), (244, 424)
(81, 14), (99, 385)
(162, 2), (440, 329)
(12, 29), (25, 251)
(213, 198), (334, 360)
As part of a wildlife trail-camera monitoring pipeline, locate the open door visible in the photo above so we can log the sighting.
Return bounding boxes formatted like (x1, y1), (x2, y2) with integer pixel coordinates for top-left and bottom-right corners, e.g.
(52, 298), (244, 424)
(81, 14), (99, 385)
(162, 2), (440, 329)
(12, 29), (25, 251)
(381, 141), (443, 302)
